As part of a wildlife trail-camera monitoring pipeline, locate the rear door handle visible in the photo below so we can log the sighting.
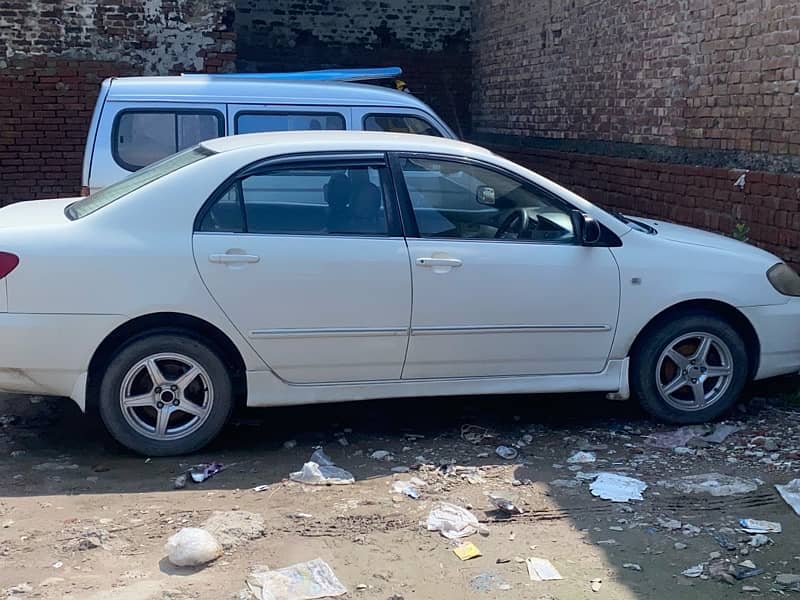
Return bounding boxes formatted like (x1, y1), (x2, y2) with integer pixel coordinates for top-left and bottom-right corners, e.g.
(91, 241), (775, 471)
(416, 257), (463, 268)
(209, 253), (261, 264)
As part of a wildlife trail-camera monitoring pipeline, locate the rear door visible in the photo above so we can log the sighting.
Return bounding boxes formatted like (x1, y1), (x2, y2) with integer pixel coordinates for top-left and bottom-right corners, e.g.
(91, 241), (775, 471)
(193, 153), (412, 383)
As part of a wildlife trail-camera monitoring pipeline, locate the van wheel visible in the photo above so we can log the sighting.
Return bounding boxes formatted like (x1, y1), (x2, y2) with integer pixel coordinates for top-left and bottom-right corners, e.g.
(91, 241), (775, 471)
(98, 333), (232, 456)
(631, 311), (748, 424)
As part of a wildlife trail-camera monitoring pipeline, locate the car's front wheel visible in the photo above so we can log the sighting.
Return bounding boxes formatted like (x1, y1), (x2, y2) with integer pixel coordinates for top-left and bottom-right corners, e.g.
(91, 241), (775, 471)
(631, 311), (749, 423)
(99, 333), (233, 456)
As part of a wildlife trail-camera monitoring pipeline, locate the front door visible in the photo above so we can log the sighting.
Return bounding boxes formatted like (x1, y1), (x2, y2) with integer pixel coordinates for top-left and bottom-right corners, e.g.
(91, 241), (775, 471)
(394, 154), (621, 379)
(193, 155), (411, 383)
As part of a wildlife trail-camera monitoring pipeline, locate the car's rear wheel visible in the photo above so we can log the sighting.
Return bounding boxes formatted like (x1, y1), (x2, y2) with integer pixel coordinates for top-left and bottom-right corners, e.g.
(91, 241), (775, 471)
(631, 311), (749, 423)
(99, 333), (233, 456)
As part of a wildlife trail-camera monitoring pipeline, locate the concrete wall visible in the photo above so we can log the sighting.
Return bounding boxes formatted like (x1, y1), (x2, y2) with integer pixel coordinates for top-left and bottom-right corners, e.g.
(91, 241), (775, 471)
(472, 0), (800, 265)
(237, 0), (472, 136)
(0, 0), (236, 204)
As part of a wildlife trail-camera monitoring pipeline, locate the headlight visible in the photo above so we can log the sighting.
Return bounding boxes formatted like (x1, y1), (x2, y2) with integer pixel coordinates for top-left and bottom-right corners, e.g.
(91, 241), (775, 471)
(767, 263), (800, 296)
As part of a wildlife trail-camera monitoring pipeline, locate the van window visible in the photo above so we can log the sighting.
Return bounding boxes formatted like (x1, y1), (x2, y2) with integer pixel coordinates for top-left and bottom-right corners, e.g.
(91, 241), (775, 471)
(114, 110), (223, 171)
(235, 112), (346, 134)
(364, 114), (442, 137)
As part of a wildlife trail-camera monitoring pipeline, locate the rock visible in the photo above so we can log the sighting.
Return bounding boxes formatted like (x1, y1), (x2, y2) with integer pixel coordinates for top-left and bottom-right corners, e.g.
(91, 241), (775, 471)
(567, 451), (596, 464)
(657, 473), (759, 496)
(165, 528), (222, 567)
(673, 446), (694, 455)
(748, 534), (771, 548)
(709, 551), (721, 560)
(658, 518), (682, 531)
(674, 542), (688, 550)
(283, 440), (297, 449)
(391, 466), (410, 473)
(775, 574), (800, 586)
(77, 536), (101, 551)
(370, 450), (394, 461)
(742, 586), (760, 592)
(201, 511), (265, 550)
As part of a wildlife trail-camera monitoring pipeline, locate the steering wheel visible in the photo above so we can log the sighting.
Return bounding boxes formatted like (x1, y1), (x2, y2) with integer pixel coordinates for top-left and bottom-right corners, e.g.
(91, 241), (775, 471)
(495, 209), (531, 239)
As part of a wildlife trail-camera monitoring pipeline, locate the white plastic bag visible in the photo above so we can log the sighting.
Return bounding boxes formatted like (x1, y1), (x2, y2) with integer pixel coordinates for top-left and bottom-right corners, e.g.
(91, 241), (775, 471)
(246, 558), (347, 600)
(165, 527), (223, 567)
(426, 502), (488, 539)
(290, 462), (354, 486)
(776, 479), (800, 517)
(589, 473), (647, 502)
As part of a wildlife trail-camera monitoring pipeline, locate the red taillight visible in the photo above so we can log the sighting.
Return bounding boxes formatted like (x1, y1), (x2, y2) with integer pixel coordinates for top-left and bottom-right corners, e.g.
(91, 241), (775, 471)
(0, 253), (19, 279)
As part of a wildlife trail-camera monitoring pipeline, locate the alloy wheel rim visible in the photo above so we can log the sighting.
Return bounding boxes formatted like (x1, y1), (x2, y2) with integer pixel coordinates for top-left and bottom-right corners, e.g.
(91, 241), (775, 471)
(119, 353), (214, 441)
(655, 332), (734, 412)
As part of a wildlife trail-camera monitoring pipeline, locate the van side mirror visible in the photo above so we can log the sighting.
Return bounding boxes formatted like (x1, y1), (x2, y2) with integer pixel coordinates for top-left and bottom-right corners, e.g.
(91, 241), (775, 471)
(570, 210), (602, 245)
(476, 186), (496, 206)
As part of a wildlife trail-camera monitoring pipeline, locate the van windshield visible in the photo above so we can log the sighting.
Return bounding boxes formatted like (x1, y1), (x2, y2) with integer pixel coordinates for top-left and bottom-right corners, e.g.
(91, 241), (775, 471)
(66, 146), (213, 220)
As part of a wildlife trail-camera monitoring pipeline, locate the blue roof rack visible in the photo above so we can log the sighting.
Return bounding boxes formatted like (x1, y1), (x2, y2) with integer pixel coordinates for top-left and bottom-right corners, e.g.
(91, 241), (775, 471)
(182, 67), (402, 83)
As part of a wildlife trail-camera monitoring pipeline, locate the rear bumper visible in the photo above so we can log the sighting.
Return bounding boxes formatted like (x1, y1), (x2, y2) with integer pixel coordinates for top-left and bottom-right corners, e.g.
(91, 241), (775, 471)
(0, 313), (124, 405)
(740, 300), (800, 380)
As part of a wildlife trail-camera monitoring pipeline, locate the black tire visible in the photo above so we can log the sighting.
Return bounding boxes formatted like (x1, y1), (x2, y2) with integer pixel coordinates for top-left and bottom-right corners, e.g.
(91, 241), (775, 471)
(98, 333), (233, 456)
(631, 310), (749, 424)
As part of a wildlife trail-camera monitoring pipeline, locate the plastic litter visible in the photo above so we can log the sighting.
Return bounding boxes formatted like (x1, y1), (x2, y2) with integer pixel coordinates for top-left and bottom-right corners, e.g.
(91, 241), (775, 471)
(425, 502), (488, 539)
(290, 462), (355, 486)
(253, 484), (270, 492)
(623, 563), (642, 572)
(567, 451), (596, 464)
(245, 558), (347, 600)
(776, 479), (800, 517)
(775, 574), (800, 592)
(682, 564), (704, 578)
(461, 424), (492, 444)
(370, 450), (394, 461)
(488, 493), (524, 515)
(589, 473), (647, 502)
(657, 473), (758, 496)
(526, 557), (562, 581)
(748, 534), (771, 548)
(174, 474), (187, 489)
(189, 462), (223, 483)
(165, 528), (223, 567)
(739, 518), (781, 534)
(391, 478), (426, 499)
(469, 572), (508, 593)
(310, 448), (334, 466)
(495, 446), (518, 460)
(590, 578), (603, 592)
(453, 541), (482, 560)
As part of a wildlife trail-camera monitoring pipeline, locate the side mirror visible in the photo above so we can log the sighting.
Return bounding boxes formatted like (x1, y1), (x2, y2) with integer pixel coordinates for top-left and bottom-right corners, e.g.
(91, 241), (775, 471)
(476, 185), (496, 206)
(570, 210), (602, 245)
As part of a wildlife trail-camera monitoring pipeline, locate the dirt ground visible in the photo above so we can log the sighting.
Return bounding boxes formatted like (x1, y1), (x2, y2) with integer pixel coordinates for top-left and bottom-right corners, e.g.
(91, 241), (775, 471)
(2, 385), (800, 600)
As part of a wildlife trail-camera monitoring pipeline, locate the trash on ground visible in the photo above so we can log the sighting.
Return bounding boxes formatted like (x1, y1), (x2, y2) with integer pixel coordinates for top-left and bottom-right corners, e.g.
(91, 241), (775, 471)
(623, 563), (642, 572)
(657, 518), (681, 530)
(567, 451), (596, 464)
(245, 558), (347, 600)
(748, 534), (771, 548)
(712, 531), (736, 551)
(426, 502), (488, 539)
(253, 484), (270, 492)
(174, 474), (187, 489)
(776, 479), (800, 517)
(469, 572), (509, 593)
(589, 473), (646, 502)
(526, 557), (563, 581)
(310, 448), (334, 466)
(775, 574), (800, 592)
(453, 541), (482, 561)
(495, 446), (518, 460)
(391, 478), (426, 499)
(646, 425), (706, 448)
(732, 563), (764, 580)
(165, 528), (223, 567)
(488, 493), (524, 515)
(391, 466), (410, 473)
(674, 542), (688, 550)
(682, 564), (704, 578)
(290, 462), (355, 486)
(701, 423), (740, 444)
(370, 450), (394, 461)
(657, 473), (758, 496)
(189, 462), (224, 483)
(590, 578), (602, 592)
(461, 424), (492, 444)
(739, 518), (781, 534)
(202, 511), (265, 550)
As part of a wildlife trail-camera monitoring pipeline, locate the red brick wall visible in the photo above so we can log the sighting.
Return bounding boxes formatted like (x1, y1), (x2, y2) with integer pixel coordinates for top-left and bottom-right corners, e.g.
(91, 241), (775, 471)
(497, 145), (800, 267)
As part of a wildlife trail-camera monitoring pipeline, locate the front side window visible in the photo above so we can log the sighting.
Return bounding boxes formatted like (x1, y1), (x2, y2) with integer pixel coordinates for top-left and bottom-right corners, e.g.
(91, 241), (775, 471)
(68, 146), (212, 220)
(364, 114), (442, 137)
(199, 165), (391, 236)
(399, 157), (576, 243)
(235, 112), (346, 134)
(114, 110), (222, 171)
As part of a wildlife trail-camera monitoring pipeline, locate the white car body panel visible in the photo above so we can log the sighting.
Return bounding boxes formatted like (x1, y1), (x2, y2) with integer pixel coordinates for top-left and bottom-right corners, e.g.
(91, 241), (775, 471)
(0, 131), (796, 417)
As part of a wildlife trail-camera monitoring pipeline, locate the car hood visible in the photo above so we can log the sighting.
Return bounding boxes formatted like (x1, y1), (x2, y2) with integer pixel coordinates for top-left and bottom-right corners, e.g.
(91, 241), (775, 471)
(636, 218), (779, 262)
(0, 197), (77, 229)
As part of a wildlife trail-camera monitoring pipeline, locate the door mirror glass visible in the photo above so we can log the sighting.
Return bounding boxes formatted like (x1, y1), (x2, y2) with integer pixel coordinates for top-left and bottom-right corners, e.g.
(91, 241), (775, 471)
(476, 185), (496, 206)
(571, 210), (602, 245)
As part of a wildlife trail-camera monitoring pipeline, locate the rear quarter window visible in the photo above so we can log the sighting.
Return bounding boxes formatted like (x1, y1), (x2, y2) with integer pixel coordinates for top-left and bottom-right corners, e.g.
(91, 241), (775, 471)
(363, 113), (443, 137)
(235, 112), (346, 134)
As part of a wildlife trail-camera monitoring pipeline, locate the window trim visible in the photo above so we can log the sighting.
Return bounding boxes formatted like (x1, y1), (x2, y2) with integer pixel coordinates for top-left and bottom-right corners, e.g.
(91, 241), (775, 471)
(389, 152), (621, 246)
(194, 152), (404, 238)
(233, 110), (347, 135)
(112, 108), (225, 172)
(362, 113), (443, 137)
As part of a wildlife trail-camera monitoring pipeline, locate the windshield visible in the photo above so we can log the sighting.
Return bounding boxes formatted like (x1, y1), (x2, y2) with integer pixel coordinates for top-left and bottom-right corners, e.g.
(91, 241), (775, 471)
(66, 146), (213, 220)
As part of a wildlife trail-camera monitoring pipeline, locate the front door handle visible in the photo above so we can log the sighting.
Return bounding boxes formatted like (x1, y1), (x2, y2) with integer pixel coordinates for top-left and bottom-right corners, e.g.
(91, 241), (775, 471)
(209, 253), (261, 264)
(416, 257), (463, 268)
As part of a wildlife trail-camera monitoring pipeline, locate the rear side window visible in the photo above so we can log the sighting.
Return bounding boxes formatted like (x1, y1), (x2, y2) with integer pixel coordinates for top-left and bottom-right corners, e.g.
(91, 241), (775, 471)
(235, 112), (346, 134)
(114, 110), (223, 171)
(364, 114), (442, 137)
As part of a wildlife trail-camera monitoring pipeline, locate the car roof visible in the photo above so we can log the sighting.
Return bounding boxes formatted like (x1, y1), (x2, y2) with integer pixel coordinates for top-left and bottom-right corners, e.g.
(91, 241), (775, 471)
(199, 130), (494, 158)
(106, 76), (435, 110)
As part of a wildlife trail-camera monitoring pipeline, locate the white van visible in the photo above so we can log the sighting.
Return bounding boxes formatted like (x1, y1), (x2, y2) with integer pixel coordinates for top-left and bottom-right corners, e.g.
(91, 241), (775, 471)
(81, 68), (456, 194)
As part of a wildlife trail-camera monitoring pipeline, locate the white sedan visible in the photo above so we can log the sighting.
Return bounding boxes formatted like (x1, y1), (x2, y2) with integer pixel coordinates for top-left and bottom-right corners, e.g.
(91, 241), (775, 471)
(1, 131), (799, 455)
